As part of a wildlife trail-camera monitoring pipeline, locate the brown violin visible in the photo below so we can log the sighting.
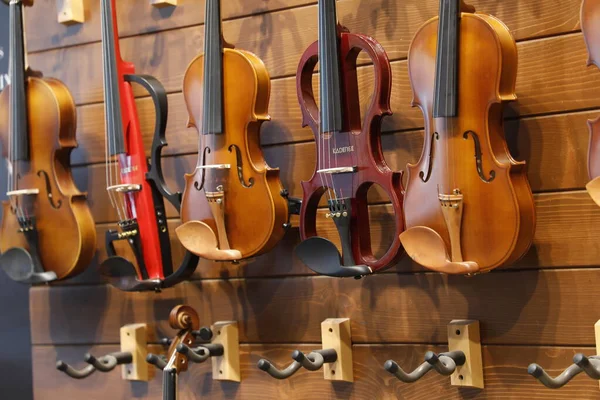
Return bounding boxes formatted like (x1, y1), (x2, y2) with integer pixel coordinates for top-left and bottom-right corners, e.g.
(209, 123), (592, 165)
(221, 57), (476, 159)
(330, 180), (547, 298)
(0, 0), (95, 283)
(176, 0), (290, 262)
(582, 0), (600, 205)
(400, 0), (535, 274)
(293, 0), (404, 278)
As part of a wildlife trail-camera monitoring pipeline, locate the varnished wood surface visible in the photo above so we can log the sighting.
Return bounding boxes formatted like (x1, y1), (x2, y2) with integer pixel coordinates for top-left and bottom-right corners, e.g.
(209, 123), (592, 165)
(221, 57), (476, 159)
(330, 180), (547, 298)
(68, 191), (600, 285)
(30, 267), (600, 346)
(35, 344), (600, 399)
(24, 0), (600, 398)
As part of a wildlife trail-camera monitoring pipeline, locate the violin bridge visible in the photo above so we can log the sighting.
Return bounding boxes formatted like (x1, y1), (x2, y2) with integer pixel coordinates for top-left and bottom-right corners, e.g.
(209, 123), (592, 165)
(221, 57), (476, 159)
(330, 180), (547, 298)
(206, 187), (233, 251)
(438, 190), (465, 262)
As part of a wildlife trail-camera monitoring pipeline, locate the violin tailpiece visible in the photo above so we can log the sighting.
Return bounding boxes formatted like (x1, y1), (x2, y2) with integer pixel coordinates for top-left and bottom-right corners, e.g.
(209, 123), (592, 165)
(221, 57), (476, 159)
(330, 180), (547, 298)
(206, 190), (232, 251)
(438, 191), (465, 263)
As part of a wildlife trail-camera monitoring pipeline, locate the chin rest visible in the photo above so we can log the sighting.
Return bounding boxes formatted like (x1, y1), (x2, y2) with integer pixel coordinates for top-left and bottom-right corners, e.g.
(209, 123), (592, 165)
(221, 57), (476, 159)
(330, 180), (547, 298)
(175, 221), (242, 261)
(295, 236), (372, 278)
(399, 227), (479, 275)
(0, 247), (57, 284)
(586, 177), (600, 207)
(99, 256), (162, 292)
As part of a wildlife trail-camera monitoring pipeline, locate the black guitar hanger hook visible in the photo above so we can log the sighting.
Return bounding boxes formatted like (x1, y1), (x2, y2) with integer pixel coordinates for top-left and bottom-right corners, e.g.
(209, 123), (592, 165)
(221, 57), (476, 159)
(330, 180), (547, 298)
(258, 348), (338, 380)
(528, 354), (600, 389)
(384, 350), (466, 383)
(57, 352), (132, 380)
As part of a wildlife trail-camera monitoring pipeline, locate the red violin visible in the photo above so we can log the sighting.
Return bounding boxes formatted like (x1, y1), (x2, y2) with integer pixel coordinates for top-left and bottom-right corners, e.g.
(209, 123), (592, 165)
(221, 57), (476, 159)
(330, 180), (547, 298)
(294, 0), (404, 277)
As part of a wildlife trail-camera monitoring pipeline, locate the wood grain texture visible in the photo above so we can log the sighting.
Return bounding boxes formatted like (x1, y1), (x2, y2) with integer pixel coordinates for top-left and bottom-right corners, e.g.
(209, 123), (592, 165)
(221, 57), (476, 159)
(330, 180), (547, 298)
(30, 267), (600, 346)
(34, 343), (600, 399)
(26, 0), (582, 54)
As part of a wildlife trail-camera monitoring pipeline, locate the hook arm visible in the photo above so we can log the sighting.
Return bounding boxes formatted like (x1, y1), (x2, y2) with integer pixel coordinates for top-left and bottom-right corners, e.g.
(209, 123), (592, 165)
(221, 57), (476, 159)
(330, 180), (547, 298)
(573, 354), (600, 380)
(56, 360), (96, 380)
(257, 358), (303, 380)
(384, 359), (435, 383)
(292, 349), (337, 371)
(528, 362), (584, 389)
(84, 352), (132, 372)
(176, 343), (224, 364)
(147, 353), (168, 370)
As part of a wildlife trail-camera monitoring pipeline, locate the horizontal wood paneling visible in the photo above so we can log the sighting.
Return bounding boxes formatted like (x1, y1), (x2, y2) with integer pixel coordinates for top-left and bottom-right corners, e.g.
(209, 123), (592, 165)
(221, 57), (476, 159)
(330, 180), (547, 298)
(23, 0), (600, 398)
(34, 343), (599, 399)
(27, 0), (583, 54)
(25, 0), (317, 53)
(79, 192), (599, 280)
(30, 267), (600, 346)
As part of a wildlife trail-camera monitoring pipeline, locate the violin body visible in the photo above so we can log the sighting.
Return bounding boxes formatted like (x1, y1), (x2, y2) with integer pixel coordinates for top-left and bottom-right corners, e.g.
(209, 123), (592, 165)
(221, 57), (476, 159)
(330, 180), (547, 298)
(181, 49), (288, 258)
(0, 76), (95, 279)
(296, 31), (404, 272)
(404, 8), (535, 273)
(582, 0), (600, 185)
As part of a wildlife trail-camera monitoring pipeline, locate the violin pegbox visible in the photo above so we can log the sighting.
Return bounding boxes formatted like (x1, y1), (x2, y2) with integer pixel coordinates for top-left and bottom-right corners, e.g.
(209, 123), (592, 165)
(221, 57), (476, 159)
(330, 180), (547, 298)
(56, 0), (84, 25)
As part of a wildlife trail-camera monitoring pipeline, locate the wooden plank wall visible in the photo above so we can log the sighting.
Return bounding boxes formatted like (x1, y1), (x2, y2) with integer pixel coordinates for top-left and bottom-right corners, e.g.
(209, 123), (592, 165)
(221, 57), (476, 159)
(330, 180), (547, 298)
(26, 0), (600, 398)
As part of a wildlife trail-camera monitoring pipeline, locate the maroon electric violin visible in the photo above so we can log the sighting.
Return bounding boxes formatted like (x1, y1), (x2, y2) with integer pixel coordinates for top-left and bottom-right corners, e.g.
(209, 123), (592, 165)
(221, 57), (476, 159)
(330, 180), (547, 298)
(294, 0), (404, 277)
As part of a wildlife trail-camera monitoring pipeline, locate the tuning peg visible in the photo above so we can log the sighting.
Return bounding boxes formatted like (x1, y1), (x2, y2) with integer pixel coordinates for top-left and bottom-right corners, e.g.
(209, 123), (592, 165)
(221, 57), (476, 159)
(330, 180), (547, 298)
(57, 352), (132, 380)
(160, 338), (173, 346)
(192, 326), (213, 341)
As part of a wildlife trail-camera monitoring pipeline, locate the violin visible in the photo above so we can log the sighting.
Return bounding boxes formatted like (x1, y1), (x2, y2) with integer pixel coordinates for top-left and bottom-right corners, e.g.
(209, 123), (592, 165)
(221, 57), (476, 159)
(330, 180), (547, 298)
(0, 0), (96, 283)
(400, 0), (535, 274)
(581, 0), (600, 205)
(293, 0), (404, 278)
(146, 306), (208, 400)
(176, 0), (291, 262)
(98, 0), (198, 291)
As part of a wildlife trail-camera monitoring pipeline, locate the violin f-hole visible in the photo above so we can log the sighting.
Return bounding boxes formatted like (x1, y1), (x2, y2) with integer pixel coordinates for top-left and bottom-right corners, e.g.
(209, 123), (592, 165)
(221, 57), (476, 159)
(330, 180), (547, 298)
(37, 170), (62, 209)
(419, 132), (439, 183)
(463, 130), (495, 183)
(194, 146), (211, 191)
(228, 144), (254, 188)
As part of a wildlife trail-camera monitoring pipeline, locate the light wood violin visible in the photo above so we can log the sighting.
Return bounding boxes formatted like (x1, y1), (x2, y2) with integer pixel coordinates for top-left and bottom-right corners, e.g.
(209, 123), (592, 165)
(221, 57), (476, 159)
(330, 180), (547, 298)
(0, 0), (96, 283)
(400, 0), (535, 274)
(176, 0), (291, 262)
(581, 0), (600, 205)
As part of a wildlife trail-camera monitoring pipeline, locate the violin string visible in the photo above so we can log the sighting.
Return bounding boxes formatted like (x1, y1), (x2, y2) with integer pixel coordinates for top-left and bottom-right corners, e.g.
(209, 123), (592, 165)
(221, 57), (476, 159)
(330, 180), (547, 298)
(7, 1), (14, 216)
(317, 0), (330, 205)
(325, 0), (338, 204)
(13, 2), (24, 221)
(103, 0), (125, 223)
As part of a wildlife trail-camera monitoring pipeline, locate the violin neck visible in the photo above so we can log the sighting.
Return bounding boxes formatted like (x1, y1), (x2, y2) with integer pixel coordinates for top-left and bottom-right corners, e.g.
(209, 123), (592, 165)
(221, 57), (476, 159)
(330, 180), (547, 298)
(318, 0), (343, 133)
(162, 366), (178, 400)
(100, 0), (126, 156)
(433, 0), (460, 118)
(202, 0), (224, 136)
(9, 0), (29, 162)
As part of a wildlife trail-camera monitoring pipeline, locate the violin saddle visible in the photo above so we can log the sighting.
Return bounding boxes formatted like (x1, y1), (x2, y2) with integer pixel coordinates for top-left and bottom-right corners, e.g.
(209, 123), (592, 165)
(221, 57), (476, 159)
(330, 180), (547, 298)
(175, 221), (242, 261)
(399, 227), (479, 275)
